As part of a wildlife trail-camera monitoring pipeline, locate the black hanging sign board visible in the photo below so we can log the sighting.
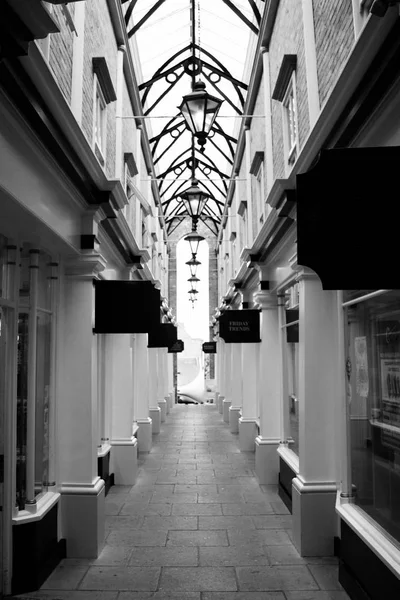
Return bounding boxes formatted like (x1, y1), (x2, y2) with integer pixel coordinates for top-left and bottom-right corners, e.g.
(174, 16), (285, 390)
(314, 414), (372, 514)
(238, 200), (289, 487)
(202, 342), (217, 353)
(94, 280), (161, 333)
(297, 147), (400, 289)
(168, 339), (184, 353)
(148, 323), (177, 348)
(219, 310), (261, 343)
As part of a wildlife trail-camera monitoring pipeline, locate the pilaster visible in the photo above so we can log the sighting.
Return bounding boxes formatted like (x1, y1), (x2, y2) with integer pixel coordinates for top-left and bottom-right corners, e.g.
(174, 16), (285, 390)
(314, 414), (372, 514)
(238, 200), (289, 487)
(110, 334), (137, 485)
(229, 343), (242, 433)
(58, 252), (107, 557)
(134, 334), (152, 452)
(292, 269), (339, 556)
(148, 347), (161, 434)
(239, 342), (259, 451)
(253, 289), (281, 484)
(157, 349), (167, 422)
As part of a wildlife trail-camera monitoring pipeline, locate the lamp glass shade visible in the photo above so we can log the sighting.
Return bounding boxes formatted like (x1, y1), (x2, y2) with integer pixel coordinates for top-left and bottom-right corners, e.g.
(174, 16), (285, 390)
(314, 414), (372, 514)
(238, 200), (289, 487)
(181, 180), (209, 219)
(179, 81), (223, 139)
(185, 234), (204, 256)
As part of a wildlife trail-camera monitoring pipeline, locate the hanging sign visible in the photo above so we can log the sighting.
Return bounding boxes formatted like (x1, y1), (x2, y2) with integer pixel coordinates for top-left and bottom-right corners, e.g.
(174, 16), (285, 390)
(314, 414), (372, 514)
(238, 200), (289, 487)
(168, 339), (184, 353)
(202, 342), (217, 353)
(148, 323), (177, 348)
(219, 310), (260, 343)
(94, 280), (160, 334)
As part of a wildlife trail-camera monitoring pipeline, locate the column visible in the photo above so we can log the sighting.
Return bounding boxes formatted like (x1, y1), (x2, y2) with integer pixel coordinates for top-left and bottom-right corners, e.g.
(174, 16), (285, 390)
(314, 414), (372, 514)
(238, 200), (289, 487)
(110, 334), (137, 485)
(253, 290), (281, 484)
(292, 269), (338, 556)
(58, 253), (106, 557)
(218, 337), (225, 414)
(134, 334), (152, 452)
(166, 351), (174, 412)
(239, 342), (259, 451)
(158, 348), (167, 422)
(223, 342), (232, 423)
(229, 343), (242, 433)
(148, 347), (161, 434)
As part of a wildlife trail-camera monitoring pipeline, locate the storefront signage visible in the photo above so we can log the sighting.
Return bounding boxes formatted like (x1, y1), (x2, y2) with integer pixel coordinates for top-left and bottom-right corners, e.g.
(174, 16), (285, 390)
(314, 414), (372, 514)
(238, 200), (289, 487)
(94, 280), (160, 333)
(219, 310), (260, 343)
(202, 342), (217, 353)
(296, 147), (400, 289)
(148, 323), (177, 348)
(168, 340), (184, 353)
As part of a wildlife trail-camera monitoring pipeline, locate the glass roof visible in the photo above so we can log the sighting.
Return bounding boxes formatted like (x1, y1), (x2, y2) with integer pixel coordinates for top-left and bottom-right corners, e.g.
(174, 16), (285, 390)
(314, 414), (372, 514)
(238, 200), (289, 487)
(123, 0), (262, 235)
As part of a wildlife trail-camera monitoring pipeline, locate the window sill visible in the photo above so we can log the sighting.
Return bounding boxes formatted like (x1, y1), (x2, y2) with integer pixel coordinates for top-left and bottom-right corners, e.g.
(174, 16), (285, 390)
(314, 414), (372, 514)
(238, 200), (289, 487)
(97, 442), (111, 458)
(277, 444), (299, 474)
(13, 491), (60, 525)
(336, 491), (400, 579)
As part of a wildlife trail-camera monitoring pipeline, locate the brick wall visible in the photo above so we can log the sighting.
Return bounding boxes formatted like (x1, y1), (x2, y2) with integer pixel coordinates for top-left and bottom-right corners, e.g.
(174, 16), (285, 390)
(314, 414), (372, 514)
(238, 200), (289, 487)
(48, 5), (75, 104)
(82, 0), (118, 178)
(313, 0), (354, 107)
(269, 0), (308, 179)
(250, 77), (265, 239)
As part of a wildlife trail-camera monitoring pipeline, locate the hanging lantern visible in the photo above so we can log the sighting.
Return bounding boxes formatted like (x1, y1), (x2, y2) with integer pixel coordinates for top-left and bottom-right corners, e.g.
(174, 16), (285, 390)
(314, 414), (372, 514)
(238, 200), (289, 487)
(184, 233), (204, 256)
(180, 179), (209, 231)
(178, 80), (223, 150)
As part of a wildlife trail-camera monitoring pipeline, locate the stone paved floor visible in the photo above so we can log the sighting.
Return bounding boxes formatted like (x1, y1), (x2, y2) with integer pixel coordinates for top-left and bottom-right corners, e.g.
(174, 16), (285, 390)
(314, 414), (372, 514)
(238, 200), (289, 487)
(16, 403), (351, 600)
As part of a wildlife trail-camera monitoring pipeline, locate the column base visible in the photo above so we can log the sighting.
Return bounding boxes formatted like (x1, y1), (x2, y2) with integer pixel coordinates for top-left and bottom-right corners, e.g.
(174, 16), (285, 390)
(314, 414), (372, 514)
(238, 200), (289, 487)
(61, 477), (105, 557)
(149, 407), (161, 434)
(229, 406), (241, 433)
(158, 398), (167, 422)
(223, 399), (231, 423)
(218, 394), (224, 414)
(110, 437), (138, 485)
(238, 418), (257, 451)
(255, 436), (280, 484)
(137, 417), (152, 452)
(292, 477), (337, 556)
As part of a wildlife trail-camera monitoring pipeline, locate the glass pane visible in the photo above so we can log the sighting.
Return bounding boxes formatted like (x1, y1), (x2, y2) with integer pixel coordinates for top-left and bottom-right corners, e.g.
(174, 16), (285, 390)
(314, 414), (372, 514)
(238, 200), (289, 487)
(346, 289), (400, 545)
(287, 341), (299, 455)
(35, 311), (51, 497)
(38, 253), (51, 310)
(16, 313), (29, 510)
(19, 250), (30, 306)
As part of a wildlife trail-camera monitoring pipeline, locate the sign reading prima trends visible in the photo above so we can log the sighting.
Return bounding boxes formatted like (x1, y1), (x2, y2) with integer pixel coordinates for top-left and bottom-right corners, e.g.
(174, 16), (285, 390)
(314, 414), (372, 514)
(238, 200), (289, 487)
(219, 310), (260, 343)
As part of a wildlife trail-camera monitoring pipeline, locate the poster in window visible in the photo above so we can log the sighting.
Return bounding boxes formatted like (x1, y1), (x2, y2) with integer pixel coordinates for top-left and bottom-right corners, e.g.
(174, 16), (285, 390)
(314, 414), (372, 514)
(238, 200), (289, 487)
(355, 336), (369, 398)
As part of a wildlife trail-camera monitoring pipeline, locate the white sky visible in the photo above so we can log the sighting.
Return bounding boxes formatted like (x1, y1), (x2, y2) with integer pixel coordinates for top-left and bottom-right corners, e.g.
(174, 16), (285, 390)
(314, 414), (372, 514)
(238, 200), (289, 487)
(176, 237), (209, 341)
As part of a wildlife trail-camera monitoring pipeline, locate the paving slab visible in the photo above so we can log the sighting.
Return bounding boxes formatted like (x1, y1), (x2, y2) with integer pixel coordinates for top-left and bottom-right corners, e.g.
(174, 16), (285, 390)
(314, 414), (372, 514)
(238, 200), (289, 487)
(166, 530), (229, 546)
(79, 567), (160, 591)
(236, 566), (320, 591)
(158, 567), (237, 591)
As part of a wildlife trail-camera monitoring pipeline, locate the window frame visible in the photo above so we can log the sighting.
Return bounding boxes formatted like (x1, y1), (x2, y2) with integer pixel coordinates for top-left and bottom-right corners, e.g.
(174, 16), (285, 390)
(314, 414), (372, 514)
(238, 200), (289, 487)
(282, 71), (299, 167)
(93, 77), (107, 165)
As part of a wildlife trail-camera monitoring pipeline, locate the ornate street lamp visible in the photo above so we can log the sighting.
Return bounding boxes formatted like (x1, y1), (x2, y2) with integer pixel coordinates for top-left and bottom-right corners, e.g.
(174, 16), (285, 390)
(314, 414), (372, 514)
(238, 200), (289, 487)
(178, 80), (223, 151)
(187, 275), (200, 289)
(185, 255), (201, 278)
(184, 233), (204, 256)
(180, 179), (209, 232)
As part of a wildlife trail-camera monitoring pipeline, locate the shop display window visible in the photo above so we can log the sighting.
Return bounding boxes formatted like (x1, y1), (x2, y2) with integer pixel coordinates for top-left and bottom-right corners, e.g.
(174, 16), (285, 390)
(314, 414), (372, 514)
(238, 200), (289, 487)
(16, 247), (54, 510)
(344, 289), (400, 545)
(283, 284), (300, 455)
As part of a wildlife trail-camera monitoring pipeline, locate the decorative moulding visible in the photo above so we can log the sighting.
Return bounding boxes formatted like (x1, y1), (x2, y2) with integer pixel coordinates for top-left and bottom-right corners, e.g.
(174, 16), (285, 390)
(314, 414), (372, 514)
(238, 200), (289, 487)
(272, 54), (297, 101)
(92, 57), (117, 104)
(250, 151), (265, 175)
